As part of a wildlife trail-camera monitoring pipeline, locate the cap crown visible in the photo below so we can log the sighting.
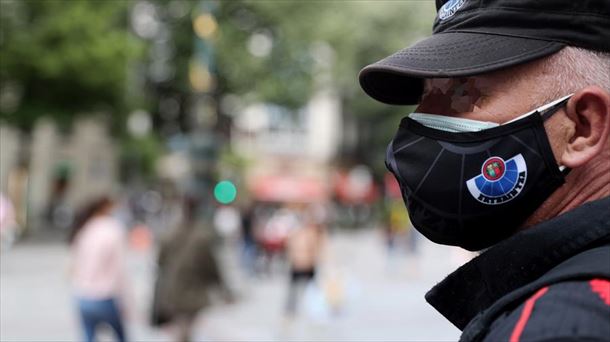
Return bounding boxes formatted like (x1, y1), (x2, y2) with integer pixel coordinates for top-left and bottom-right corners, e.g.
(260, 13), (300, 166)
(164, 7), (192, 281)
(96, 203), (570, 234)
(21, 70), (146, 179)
(432, 0), (610, 52)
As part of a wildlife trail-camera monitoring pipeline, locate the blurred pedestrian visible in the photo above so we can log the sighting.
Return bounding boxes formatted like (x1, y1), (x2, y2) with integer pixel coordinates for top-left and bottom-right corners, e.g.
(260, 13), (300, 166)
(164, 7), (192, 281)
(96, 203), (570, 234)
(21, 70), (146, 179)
(47, 169), (73, 231)
(68, 197), (128, 342)
(385, 199), (409, 255)
(284, 206), (325, 318)
(240, 204), (258, 276)
(151, 198), (231, 342)
(259, 206), (297, 275)
(0, 192), (18, 252)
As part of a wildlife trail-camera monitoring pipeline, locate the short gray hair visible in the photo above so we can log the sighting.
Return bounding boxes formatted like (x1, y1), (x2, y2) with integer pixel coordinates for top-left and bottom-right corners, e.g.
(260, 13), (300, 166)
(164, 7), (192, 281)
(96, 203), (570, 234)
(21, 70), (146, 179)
(540, 47), (610, 97)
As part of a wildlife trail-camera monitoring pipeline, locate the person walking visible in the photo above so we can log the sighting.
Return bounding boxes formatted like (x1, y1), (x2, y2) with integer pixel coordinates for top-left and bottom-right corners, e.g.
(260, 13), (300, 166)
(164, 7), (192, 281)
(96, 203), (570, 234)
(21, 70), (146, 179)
(152, 198), (231, 341)
(0, 192), (18, 252)
(284, 207), (325, 318)
(68, 197), (129, 342)
(240, 204), (258, 276)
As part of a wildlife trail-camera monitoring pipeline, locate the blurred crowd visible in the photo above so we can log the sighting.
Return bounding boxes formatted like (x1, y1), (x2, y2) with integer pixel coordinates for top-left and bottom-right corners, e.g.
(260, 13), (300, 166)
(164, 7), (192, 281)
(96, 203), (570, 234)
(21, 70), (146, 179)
(0, 2), (444, 340)
(1, 175), (428, 342)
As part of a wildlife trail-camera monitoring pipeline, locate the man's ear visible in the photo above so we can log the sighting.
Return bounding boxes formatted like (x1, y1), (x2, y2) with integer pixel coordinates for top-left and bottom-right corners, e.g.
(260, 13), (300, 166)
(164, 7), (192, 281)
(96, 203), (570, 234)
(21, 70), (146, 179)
(560, 86), (610, 168)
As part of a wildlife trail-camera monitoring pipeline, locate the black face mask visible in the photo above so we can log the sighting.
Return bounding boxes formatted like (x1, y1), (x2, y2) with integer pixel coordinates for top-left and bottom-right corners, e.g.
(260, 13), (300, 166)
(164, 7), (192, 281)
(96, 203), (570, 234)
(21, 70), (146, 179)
(385, 96), (571, 251)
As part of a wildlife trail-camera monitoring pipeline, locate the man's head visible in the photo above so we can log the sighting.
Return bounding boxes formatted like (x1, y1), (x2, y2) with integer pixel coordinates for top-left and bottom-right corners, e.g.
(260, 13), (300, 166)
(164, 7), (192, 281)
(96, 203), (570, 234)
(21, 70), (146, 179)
(417, 47), (610, 227)
(360, 1), (610, 249)
(360, 0), (610, 105)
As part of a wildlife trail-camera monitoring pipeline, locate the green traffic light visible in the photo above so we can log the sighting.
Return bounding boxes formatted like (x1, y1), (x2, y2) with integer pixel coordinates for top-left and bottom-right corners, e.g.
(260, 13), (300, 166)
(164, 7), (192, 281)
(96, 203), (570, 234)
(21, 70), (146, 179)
(214, 180), (237, 204)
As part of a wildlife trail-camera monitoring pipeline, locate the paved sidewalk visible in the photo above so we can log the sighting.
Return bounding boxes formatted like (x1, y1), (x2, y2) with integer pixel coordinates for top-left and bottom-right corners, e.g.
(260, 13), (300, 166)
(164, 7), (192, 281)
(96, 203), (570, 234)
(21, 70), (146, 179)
(1, 229), (462, 341)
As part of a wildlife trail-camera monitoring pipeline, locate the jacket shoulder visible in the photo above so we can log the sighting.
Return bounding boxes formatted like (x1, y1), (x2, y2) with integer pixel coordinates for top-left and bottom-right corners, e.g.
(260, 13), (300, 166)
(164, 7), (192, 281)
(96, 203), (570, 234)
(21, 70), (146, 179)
(483, 279), (610, 342)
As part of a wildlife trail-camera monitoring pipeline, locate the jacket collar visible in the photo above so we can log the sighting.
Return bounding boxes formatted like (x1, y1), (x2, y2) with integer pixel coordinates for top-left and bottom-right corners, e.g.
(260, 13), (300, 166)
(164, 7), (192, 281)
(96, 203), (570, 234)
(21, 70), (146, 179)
(425, 196), (610, 330)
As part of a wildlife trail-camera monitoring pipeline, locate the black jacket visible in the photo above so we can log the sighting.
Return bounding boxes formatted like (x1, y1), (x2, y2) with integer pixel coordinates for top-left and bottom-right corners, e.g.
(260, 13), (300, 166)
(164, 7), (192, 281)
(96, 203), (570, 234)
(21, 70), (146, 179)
(426, 197), (610, 341)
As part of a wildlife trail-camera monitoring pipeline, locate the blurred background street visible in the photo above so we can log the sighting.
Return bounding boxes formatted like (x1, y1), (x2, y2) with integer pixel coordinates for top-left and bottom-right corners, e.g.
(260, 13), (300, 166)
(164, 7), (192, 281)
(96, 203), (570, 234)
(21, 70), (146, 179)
(1, 1), (470, 341)
(2, 230), (462, 341)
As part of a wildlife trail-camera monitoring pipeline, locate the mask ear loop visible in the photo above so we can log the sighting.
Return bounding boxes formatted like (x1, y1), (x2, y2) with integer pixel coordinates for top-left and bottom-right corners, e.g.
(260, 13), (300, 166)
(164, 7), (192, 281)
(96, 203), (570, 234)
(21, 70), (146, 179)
(537, 95), (573, 175)
(504, 94), (573, 124)
(539, 96), (571, 121)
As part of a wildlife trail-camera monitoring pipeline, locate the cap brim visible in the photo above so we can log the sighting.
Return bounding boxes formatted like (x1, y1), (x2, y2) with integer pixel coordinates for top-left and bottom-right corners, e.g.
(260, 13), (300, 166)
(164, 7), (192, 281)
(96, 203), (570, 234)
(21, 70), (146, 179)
(359, 32), (565, 105)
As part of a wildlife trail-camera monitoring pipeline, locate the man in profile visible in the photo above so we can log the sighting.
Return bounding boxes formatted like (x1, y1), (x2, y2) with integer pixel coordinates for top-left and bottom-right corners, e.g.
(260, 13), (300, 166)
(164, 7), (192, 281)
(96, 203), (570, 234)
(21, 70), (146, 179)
(359, 0), (610, 340)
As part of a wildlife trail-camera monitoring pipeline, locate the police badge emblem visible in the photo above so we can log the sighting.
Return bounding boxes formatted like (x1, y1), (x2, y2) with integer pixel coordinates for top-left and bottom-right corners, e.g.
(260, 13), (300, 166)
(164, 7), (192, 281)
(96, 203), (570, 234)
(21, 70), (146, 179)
(466, 154), (528, 205)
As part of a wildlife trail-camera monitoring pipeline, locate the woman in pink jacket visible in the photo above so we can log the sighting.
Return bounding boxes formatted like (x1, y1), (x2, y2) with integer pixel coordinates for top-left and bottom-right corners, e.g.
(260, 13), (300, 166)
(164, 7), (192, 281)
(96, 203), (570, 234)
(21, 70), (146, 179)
(68, 197), (128, 342)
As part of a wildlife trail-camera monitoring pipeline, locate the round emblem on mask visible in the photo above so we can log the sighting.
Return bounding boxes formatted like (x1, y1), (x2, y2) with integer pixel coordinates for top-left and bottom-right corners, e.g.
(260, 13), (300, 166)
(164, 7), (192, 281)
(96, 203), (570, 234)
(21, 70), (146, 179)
(481, 157), (505, 181)
(466, 154), (528, 205)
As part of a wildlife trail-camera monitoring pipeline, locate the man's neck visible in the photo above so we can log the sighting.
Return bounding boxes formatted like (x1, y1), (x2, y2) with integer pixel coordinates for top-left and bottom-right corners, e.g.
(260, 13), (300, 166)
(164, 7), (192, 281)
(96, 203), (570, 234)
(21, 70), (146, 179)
(522, 157), (610, 229)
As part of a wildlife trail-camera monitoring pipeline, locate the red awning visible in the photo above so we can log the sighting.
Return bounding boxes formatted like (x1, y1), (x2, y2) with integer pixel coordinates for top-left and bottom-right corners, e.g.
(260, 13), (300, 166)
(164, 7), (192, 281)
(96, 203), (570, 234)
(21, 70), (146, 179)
(334, 171), (380, 204)
(251, 175), (328, 203)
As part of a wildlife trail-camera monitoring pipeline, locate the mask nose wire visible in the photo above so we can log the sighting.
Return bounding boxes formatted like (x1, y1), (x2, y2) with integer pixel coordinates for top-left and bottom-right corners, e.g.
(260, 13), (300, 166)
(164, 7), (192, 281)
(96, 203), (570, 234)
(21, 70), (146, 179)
(386, 140), (403, 179)
(385, 140), (395, 173)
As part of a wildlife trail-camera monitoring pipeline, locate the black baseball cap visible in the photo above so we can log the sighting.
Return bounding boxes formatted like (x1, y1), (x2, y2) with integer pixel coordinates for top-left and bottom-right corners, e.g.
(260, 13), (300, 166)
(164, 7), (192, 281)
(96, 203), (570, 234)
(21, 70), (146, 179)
(359, 0), (610, 105)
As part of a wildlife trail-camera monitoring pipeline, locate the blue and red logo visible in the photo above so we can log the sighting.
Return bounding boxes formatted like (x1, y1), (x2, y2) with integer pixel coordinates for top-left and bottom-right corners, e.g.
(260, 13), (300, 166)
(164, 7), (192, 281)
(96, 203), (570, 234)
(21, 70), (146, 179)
(482, 157), (505, 181)
(466, 154), (527, 205)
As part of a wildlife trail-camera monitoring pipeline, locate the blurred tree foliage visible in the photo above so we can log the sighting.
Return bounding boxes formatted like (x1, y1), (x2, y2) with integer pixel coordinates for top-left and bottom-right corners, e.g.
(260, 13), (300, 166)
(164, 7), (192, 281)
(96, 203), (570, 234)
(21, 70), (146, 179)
(213, 0), (436, 168)
(0, 0), (144, 129)
(1, 0), (436, 173)
(120, 134), (164, 182)
(215, 1), (434, 107)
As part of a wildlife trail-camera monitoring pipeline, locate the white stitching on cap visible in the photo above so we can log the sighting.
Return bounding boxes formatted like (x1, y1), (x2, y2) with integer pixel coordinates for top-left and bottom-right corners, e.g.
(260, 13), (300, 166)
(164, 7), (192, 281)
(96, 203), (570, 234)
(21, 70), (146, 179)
(439, 0), (467, 21)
